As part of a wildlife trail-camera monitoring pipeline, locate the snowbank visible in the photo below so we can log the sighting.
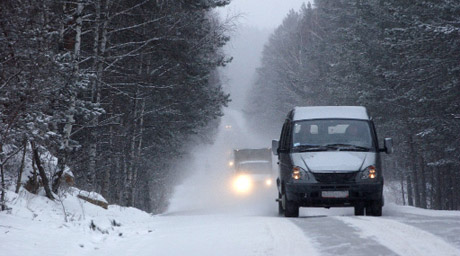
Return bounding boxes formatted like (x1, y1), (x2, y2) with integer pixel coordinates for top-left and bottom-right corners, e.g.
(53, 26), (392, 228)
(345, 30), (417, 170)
(0, 189), (151, 256)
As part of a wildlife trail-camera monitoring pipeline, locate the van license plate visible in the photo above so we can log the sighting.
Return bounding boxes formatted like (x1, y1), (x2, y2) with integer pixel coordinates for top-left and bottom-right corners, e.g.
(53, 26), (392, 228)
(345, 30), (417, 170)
(322, 191), (349, 198)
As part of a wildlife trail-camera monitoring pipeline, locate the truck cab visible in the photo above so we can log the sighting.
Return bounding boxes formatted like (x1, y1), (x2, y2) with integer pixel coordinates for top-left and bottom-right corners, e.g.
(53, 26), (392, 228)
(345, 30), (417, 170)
(272, 106), (392, 217)
(231, 148), (274, 195)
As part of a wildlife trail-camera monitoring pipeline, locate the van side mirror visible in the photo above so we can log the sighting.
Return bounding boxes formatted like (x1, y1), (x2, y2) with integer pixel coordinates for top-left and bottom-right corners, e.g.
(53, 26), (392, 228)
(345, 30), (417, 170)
(383, 138), (393, 154)
(272, 140), (279, 155)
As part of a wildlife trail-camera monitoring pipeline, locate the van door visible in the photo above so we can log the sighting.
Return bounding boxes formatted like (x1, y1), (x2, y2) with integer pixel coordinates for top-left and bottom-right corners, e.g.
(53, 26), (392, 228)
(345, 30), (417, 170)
(278, 120), (293, 191)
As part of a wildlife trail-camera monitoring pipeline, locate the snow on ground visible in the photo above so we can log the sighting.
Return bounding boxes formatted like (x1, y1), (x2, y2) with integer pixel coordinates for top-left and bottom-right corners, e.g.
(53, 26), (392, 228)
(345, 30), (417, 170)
(384, 203), (460, 217)
(339, 216), (460, 256)
(0, 188), (320, 256)
(0, 188), (152, 256)
(2, 108), (460, 256)
(91, 214), (319, 256)
(3, 188), (460, 256)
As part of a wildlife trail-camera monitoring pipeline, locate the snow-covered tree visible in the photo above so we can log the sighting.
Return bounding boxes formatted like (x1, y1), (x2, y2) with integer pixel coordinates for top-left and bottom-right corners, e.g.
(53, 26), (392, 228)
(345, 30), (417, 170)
(246, 0), (460, 210)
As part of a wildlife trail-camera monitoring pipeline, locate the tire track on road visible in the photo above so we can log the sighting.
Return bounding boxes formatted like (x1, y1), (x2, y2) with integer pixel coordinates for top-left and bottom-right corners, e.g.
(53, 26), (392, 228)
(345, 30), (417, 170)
(337, 216), (460, 256)
(291, 216), (397, 256)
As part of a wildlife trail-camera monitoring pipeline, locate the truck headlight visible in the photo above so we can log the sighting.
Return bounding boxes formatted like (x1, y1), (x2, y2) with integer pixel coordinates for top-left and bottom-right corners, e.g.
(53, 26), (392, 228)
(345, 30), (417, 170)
(233, 175), (253, 194)
(265, 178), (273, 186)
(361, 166), (377, 179)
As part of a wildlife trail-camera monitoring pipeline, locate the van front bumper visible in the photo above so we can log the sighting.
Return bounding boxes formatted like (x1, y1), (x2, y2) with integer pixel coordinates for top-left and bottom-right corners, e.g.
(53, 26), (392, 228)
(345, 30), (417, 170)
(285, 182), (383, 207)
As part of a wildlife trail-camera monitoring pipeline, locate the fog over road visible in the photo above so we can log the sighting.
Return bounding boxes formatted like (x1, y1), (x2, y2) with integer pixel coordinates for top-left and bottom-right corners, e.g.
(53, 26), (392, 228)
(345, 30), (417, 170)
(162, 109), (460, 256)
(161, 3), (460, 253)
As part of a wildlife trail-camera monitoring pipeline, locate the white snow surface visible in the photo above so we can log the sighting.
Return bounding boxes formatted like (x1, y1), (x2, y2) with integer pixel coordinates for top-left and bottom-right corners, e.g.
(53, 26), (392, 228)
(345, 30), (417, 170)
(0, 188), (320, 256)
(339, 216), (460, 256)
(2, 188), (460, 256)
(2, 109), (460, 256)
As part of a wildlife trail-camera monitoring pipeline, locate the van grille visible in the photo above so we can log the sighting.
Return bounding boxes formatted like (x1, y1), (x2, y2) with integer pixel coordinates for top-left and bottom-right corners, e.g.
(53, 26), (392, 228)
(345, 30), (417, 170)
(313, 172), (357, 183)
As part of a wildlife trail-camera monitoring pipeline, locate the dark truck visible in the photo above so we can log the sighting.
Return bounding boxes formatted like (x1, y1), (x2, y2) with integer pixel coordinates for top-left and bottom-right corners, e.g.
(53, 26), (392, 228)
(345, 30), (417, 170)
(272, 106), (393, 217)
(231, 148), (274, 194)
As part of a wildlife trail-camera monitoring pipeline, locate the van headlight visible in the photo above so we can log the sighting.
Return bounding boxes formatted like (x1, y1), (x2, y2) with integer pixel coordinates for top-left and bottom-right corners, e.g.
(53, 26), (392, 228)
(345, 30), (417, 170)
(361, 166), (377, 179)
(292, 166), (310, 180)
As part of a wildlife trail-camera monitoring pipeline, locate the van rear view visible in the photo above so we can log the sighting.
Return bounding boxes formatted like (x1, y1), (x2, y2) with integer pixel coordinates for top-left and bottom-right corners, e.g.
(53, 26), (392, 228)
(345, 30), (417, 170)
(272, 106), (393, 217)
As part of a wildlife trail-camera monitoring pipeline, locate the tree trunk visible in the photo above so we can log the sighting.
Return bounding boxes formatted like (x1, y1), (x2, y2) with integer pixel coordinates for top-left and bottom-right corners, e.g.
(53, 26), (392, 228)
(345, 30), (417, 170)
(407, 171), (414, 206)
(454, 168), (460, 210)
(408, 134), (420, 207)
(88, 0), (110, 190)
(1, 164), (5, 211)
(101, 124), (113, 200)
(435, 167), (442, 210)
(52, 156), (65, 193)
(87, 0), (100, 189)
(126, 89), (138, 207)
(15, 140), (27, 193)
(31, 141), (54, 200)
(123, 153), (130, 205)
(1, 144), (5, 211)
(448, 166), (454, 210)
(430, 165), (434, 209)
(419, 156), (427, 208)
(400, 168), (406, 206)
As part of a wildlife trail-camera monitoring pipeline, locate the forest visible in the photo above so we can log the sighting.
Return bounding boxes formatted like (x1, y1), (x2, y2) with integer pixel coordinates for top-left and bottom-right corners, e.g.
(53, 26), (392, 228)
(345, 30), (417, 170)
(247, 0), (460, 210)
(0, 0), (231, 212)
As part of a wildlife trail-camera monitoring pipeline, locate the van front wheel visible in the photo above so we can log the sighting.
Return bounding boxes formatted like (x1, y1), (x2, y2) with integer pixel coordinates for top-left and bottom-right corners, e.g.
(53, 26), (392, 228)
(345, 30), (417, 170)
(278, 193), (284, 215)
(284, 199), (299, 217)
(354, 203), (364, 216)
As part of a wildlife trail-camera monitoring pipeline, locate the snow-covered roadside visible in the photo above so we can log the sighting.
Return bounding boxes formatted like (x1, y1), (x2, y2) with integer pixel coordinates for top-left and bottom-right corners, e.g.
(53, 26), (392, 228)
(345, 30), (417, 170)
(384, 203), (460, 218)
(2, 188), (460, 256)
(0, 189), (320, 256)
(0, 189), (152, 256)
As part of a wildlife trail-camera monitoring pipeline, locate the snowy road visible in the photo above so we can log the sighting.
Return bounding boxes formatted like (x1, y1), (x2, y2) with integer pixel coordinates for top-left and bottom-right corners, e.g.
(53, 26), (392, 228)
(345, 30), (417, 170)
(79, 203), (460, 256)
(94, 204), (460, 256)
(88, 214), (318, 256)
(3, 109), (460, 256)
(291, 206), (460, 256)
(3, 196), (460, 256)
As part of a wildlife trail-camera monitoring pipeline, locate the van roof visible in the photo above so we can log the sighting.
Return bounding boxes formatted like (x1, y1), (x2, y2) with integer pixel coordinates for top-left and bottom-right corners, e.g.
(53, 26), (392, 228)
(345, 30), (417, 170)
(292, 106), (370, 121)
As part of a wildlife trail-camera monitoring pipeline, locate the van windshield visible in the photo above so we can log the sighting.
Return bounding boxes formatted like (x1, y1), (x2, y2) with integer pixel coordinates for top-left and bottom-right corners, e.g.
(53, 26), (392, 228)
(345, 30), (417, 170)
(292, 119), (374, 151)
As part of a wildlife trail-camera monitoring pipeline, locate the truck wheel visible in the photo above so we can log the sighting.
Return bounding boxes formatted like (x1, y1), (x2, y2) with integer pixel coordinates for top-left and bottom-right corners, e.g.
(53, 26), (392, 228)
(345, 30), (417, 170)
(369, 200), (382, 216)
(354, 204), (364, 216)
(365, 206), (372, 216)
(278, 193), (284, 215)
(284, 199), (299, 217)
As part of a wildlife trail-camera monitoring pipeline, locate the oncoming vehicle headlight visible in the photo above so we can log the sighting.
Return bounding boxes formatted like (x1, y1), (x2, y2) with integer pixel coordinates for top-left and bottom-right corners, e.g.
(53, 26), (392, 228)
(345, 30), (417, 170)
(265, 178), (273, 186)
(361, 165), (377, 179)
(233, 175), (253, 194)
(292, 166), (309, 180)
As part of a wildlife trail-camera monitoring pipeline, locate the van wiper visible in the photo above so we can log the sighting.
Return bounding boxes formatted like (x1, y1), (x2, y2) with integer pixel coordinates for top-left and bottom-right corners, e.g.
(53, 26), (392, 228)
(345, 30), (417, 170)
(324, 144), (371, 151)
(293, 144), (326, 152)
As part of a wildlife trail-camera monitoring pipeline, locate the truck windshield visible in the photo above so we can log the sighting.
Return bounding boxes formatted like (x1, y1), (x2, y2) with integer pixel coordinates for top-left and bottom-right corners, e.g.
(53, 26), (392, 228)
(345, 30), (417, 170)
(237, 161), (272, 174)
(292, 119), (374, 151)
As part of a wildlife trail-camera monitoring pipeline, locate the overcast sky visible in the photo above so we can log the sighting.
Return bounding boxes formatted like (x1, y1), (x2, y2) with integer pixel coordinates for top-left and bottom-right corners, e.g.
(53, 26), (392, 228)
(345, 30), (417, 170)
(219, 0), (309, 29)
(218, 0), (311, 109)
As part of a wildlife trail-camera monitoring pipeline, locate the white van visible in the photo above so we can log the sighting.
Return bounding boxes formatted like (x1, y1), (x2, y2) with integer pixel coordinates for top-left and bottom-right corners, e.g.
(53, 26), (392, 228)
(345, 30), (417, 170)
(272, 106), (393, 217)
